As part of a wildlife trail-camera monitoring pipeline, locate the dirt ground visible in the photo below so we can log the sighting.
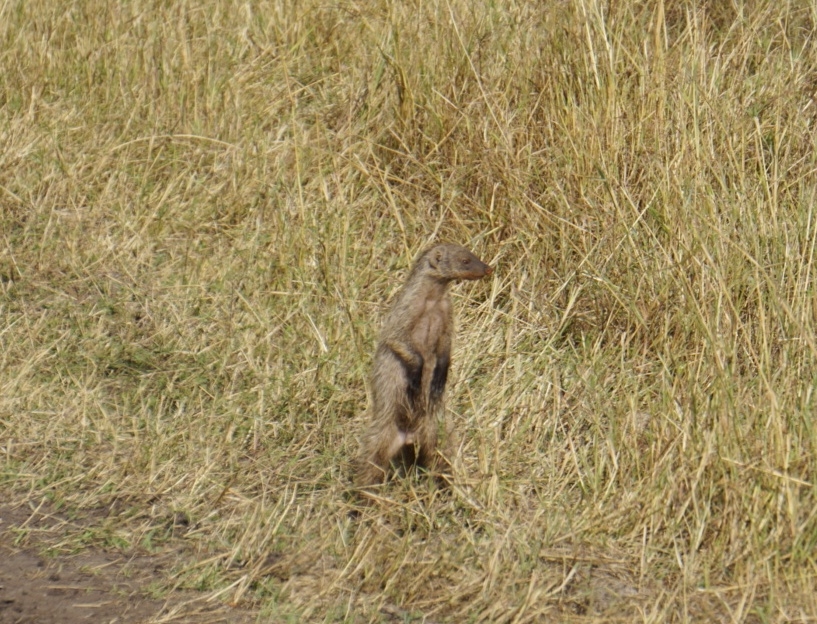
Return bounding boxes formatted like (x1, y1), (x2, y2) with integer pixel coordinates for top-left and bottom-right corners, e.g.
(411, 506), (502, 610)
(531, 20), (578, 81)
(0, 504), (257, 624)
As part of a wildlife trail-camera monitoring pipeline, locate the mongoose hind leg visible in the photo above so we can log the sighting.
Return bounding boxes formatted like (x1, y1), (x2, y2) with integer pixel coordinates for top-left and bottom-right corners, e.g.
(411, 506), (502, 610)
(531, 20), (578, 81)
(355, 420), (409, 489)
(416, 415), (459, 488)
(355, 455), (388, 490)
(413, 420), (450, 489)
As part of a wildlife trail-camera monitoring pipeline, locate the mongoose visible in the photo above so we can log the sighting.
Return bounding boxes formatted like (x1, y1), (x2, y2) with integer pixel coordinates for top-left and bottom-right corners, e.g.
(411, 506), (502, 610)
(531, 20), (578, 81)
(355, 243), (493, 489)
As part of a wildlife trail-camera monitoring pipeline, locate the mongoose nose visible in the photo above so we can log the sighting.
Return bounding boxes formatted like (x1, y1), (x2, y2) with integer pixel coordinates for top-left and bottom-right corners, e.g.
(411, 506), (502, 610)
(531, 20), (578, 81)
(485, 265), (493, 276)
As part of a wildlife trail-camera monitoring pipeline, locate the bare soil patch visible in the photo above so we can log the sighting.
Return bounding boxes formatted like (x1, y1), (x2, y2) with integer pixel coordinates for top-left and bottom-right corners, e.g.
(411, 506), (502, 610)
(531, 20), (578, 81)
(0, 504), (256, 624)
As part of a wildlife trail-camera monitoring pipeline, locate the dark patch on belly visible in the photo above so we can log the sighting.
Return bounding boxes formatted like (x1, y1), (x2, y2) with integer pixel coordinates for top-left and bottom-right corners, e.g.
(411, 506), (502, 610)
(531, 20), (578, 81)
(430, 353), (449, 402)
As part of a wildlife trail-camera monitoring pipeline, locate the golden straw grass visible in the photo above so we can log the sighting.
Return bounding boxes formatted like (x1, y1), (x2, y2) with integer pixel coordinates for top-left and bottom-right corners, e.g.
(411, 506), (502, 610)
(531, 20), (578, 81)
(2, 1), (817, 621)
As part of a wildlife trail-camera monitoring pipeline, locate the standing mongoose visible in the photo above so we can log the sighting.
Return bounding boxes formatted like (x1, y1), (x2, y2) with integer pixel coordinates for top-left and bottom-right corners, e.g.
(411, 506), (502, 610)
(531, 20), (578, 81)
(355, 243), (493, 489)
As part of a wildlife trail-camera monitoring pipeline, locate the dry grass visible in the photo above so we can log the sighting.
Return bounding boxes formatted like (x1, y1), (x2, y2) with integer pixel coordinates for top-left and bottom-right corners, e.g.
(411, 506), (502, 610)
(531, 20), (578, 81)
(3, 0), (817, 621)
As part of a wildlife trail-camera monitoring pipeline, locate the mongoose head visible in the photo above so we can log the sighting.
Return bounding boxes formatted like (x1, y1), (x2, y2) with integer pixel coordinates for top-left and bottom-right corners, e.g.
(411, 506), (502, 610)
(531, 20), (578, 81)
(421, 243), (493, 282)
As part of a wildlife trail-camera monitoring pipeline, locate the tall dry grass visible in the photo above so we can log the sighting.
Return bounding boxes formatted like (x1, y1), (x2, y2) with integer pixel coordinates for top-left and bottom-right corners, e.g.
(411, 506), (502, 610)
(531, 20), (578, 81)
(2, 0), (817, 621)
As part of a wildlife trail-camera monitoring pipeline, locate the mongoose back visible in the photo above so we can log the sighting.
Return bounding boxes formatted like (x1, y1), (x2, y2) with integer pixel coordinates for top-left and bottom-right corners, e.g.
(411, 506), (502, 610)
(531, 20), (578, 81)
(355, 243), (492, 488)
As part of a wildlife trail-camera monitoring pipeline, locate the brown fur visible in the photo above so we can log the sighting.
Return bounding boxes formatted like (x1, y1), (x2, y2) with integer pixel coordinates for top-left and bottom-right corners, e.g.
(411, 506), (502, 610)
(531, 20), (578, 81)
(355, 243), (493, 489)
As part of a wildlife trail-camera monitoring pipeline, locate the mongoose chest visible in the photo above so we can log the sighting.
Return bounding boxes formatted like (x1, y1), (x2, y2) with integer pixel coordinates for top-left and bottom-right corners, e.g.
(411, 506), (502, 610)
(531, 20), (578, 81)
(410, 295), (452, 358)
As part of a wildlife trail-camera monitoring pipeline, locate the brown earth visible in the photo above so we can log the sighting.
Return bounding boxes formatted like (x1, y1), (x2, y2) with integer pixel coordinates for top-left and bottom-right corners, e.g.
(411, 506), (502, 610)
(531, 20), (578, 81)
(0, 504), (256, 624)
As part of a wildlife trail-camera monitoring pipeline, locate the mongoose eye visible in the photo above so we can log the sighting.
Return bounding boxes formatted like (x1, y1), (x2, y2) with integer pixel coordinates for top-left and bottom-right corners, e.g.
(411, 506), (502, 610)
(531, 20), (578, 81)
(461, 258), (470, 265)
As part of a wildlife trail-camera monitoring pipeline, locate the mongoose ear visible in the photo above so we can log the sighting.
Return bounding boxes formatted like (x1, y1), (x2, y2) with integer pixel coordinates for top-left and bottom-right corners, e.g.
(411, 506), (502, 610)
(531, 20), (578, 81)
(428, 250), (443, 269)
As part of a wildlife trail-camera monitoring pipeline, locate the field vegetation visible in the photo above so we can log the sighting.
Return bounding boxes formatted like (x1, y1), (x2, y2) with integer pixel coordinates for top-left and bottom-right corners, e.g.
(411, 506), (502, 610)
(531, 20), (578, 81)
(3, 0), (817, 621)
